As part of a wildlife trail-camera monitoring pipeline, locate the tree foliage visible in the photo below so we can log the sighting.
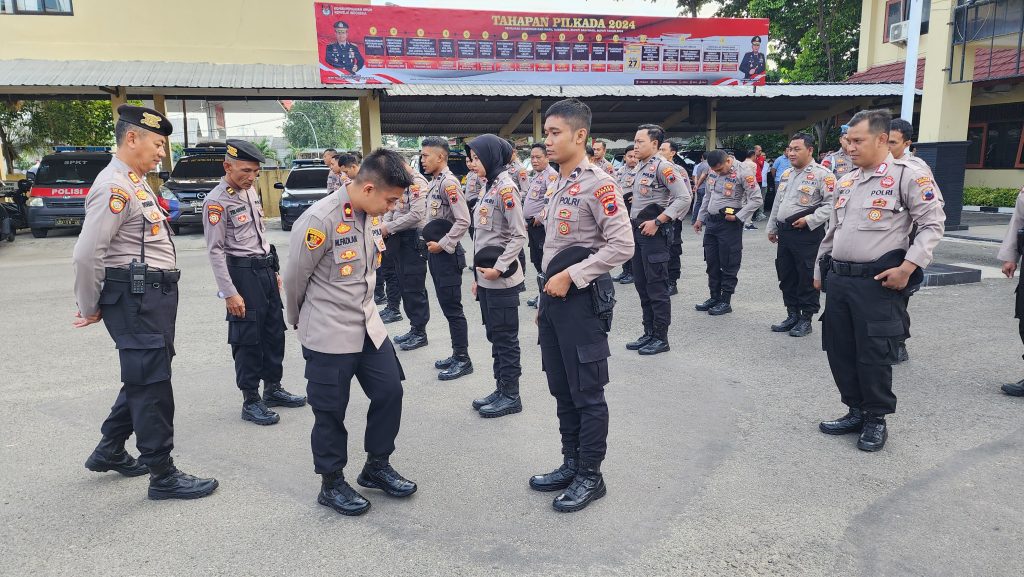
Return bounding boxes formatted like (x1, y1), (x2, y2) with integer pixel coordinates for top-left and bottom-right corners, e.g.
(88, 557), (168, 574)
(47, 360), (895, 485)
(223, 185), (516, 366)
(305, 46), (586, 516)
(282, 101), (359, 151)
(0, 99), (115, 173)
(677, 0), (714, 18)
(716, 0), (861, 82)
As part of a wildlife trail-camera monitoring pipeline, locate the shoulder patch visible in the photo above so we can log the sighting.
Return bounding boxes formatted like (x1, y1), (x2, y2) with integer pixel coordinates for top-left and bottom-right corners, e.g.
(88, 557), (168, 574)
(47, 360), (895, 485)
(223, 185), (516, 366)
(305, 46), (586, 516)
(745, 175), (756, 186)
(342, 202), (354, 221)
(548, 173), (557, 182)
(593, 183), (616, 198)
(109, 188), (128, 214)
(824, 175), (836, 193)
(501, 190), (516, 209)
(305, 228), (326, 250)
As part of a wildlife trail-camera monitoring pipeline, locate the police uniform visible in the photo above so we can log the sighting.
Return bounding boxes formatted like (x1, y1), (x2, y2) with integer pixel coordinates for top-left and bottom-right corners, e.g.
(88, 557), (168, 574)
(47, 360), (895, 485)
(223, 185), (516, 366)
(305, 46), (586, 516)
(814, 153), (945, 450)
(766, 162), (835, 335)
(998, 188), (1024, 396)
(471, 169), (527, 416)
(696, 161), (763, 313)
(614, 163), (637, 281)
(523, 164), (558, 275)
(426, 167), (473, 377)
(627, 155), (691, 352)
(74, 105), (217, 500)
(386, 172), (431, 349)
(324, 22), (365, 73)
(739, 51), (766, 79)
(823, 149), (854, 178)
(327, 170), (344, 194)
(530, 158), (633, 512)
(283, 183), (416, 516)
(203, 140), (305, 425)
(464, 171), (485, 206)
(593, 157), (616, 178)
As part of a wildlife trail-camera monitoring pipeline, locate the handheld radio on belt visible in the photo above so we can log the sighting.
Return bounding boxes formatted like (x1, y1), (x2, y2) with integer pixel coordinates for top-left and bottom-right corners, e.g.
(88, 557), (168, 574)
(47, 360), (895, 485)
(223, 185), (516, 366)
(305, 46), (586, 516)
(129, 212), (148, 295)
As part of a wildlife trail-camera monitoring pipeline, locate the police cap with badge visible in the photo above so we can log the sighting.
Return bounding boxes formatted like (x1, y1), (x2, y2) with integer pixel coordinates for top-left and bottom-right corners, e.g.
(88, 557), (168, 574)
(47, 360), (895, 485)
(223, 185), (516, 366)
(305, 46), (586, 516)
(421, 219), (453, 243)
(117, 104), (173, 137)
(225, 139), (267, 164)
(474, 246), (518, 278)
(545, 246), (616, 327)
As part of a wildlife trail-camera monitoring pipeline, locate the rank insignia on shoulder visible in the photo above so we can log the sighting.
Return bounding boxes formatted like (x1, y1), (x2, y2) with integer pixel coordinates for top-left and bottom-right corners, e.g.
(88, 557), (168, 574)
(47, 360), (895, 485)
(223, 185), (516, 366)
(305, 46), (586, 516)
(336, 223), (351, 234)
(226, 187), (236, 196)
(874, 163), (888, 175)
(548, 174), (557, 182)
(128, 172), (141, 184)
(372, 216), (380, 226)
(343, 203), (354, 221)
(305, 228), (326, 250)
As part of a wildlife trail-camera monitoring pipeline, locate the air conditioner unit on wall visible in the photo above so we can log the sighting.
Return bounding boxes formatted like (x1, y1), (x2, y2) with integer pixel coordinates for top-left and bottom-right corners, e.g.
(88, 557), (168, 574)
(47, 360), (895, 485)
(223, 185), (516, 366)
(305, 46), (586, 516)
(890, 20), (910, 44)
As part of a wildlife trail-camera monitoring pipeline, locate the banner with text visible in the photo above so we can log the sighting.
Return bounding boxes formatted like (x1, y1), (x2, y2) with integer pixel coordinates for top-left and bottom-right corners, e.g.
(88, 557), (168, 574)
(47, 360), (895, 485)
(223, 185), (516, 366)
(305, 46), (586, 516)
(314, 3), (769, 86)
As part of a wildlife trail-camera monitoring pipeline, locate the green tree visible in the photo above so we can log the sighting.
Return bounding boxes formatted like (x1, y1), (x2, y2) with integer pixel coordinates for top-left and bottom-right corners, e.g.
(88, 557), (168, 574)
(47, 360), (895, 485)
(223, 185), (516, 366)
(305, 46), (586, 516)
(0, 102), (38, 174)
(282, 101), (359, 151)
(25, 100), (115, 148)
(677, 0), (713, 17)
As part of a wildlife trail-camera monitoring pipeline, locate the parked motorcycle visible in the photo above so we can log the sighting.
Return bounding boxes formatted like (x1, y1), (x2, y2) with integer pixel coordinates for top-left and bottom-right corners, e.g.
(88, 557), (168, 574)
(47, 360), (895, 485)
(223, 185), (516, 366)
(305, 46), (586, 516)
(0, 181), (30, 242)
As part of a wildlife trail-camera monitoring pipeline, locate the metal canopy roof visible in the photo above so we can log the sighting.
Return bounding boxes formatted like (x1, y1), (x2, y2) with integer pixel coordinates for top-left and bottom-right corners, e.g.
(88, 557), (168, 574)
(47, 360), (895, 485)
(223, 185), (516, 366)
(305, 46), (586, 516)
(0, 58), (911, 137)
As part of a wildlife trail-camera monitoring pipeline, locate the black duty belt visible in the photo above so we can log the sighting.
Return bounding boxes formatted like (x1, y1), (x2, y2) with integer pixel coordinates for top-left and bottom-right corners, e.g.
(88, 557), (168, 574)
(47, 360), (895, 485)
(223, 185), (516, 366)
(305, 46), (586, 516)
(227, 254), (274, 268)
(829, 260), (888, 278)
(105, 267), (181, 284)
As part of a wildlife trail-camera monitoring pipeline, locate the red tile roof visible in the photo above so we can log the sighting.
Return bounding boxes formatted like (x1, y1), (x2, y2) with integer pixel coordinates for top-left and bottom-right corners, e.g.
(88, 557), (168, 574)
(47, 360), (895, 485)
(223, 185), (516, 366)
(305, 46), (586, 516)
(847, 49), (1024, 86)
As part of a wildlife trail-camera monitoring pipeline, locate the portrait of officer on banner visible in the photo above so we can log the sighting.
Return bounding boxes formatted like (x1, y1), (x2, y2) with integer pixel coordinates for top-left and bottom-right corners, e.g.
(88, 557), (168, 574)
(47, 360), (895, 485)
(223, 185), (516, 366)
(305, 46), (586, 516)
(739, 35), (767, 83)
(323, 20), (365, 75)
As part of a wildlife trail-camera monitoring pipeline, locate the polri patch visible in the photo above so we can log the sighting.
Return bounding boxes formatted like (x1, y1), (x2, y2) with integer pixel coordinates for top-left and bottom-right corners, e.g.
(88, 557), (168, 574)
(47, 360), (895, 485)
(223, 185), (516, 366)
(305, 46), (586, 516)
(305, 228), (326, 250)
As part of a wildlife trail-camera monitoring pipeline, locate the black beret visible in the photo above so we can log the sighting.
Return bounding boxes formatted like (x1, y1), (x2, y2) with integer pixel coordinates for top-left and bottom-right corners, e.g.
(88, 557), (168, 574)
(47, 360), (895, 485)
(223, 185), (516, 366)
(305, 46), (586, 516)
(474, 245), (518, 278)
(635, 202), (664, 223)
(226, 139), (266, 163)
(117, 104), (172, 137)
(545, 246), (594, 279)
(334, 20), (349, 29)
(421, 219), (453, 243)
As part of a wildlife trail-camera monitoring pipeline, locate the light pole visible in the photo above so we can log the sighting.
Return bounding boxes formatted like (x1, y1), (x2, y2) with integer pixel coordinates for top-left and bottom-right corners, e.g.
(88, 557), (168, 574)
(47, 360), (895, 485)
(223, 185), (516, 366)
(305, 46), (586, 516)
(290, 110), (320, 151)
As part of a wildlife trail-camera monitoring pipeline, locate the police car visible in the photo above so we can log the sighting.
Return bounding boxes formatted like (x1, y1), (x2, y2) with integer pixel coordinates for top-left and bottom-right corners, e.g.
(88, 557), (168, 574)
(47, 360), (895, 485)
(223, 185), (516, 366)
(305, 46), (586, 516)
(21, 146), (112, 238)
(159, 144), (227, 234)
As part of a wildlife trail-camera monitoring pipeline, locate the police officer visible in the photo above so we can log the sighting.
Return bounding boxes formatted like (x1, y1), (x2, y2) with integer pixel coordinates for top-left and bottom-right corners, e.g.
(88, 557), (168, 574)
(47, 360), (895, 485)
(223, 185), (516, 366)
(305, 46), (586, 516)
(998, 187), (1024, 396)
(530, 98), (634, 513)
(283, 148), (417, 516)
(824, 127), (855, 178)
(523, 143), (558, 308)
(508, 149), (531, 192)
(203, 140), (306, 426)
(626, 124), (692, 355)
(421, 137), (474, 380)
(814, 109), (945, 452)
(591, 139), (616, 177)
(657, 139), (687, 295)
(613, 144), (638, 284)
(693, 150), (763, 315)
(767, 133), (835, 337)
(74, 105), (217, 500)
(740, 36), (767, 80)
(325, 21), (365, 74)
(465, 135), (528, 418)
(387, 167), (432, 350)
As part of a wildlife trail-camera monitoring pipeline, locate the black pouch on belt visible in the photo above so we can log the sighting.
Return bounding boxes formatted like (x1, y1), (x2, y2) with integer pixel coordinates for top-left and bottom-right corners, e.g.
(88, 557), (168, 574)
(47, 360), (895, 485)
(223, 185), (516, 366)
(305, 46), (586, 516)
(818, 254), (832, 293)
(269, 244), (280, 272)
(590, 273), (616, 332)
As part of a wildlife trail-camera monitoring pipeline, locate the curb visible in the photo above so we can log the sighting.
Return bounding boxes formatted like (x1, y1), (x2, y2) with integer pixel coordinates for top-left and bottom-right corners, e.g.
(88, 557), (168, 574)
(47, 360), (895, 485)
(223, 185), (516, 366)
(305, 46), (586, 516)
(962, 205), (1015, 214)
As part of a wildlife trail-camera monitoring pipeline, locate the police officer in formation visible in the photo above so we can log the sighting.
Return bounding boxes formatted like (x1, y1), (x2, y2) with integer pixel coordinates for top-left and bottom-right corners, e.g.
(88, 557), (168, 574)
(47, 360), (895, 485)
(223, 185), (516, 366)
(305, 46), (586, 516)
(626, 124), (691, 355)
(74, 105), (218, 500)
(202, 140), (306, 426)
(591, 139), (616, 177)
(814, 109), (945, 452)
(824, 128), (855, 178)
(998, 186), (1024, 396)
(531, 98), (634, 512)
(693, 150), (763, 315)
(658, 139), (687, 295)
(283, 148), (417, 516)
(766, 133), (835, 337)
(524, 142), (558, 308)
(613, 144), (638, 284)
(324, 20), (365, 74)
(385, 166), (432, 350)
(465, 135), (528, 418)
(421, 137), (474, 380)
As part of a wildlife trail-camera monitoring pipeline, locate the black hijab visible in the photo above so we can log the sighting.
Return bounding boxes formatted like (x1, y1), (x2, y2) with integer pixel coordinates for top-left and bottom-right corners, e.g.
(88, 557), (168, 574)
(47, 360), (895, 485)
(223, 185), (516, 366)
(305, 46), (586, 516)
(467, 134), (513, 186)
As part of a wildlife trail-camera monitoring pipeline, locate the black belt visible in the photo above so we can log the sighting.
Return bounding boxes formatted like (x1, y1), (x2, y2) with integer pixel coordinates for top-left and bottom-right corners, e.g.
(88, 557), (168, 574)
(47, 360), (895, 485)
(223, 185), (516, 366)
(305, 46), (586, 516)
(105, 267), (181, 284)
(227, 254), (273, 268)
(829, 260), (888, 278)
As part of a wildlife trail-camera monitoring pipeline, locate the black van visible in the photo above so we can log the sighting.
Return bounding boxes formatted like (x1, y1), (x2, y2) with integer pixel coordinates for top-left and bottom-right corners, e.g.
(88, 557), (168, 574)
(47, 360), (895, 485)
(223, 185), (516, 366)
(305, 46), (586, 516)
(159, 145), (227, 234)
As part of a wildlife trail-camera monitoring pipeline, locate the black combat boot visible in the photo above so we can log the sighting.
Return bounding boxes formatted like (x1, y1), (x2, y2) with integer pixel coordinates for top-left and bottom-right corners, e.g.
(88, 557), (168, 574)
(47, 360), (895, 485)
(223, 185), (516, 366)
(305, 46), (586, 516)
(398, 327), (428, 351)
(241, 390), (280, 425)
(478, 380), (522, 418)
(638, 327), (670, 355)
(857, 413), (888, 452)
(819, 407), (864, 435)
(626, 331), (653, 351)
(438, 353), (473, 381)
(147, 458), (219, 500)
(318, 471), (371, 516)
(434, 354), (457, 369)
(85, 436), (149, 477)
(668, 282), (679, 296)
(695, 292), (720, 312)
(1001, 378), (1024, 396)
(529, 449), (578, 492)
(379, 307), (403, 324)
(552, 460), (606, 513)
(617, 272), (634, 284)
(472, 386), (501, 410)
(896, 342), (910, 363)
(527, 295), (539, 308)
(708, 292), (733, 316)
(356, 455), (417, 497)
(788, 313), (813, 337)
(263, 382), (307, 408)
(771, 309), (800, 332)
(373, 292), (387, 306)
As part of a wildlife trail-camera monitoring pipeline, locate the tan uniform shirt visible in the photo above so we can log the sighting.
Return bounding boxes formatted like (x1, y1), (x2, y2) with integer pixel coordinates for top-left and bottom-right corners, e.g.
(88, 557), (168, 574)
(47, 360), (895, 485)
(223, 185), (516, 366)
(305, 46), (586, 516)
(616, 164), (637, 191)
(814, 153), (946, 280)
(283, 187), (388, 354)
(766, 162), (836, 234)
(629, 155), (692, 220)
(594, 157), (616, 178)
(427, 168), (470, 253)
(508, 161), (530, 192)
(464, 171), (484, 204)
(541, 158), (634, 289)
(327, 170), (343, 194)
(202, 178), (270, 298)
(523, 165), (558, 221)
(824, 150), (854, 178)
(894, 151), (934, 177)
(698, 161), (763, 223)
(998, 188), (1024, 262)
(473, 171), (528, 289)
(384, 172), (429, 234)
(73, 157), (175, 317)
